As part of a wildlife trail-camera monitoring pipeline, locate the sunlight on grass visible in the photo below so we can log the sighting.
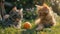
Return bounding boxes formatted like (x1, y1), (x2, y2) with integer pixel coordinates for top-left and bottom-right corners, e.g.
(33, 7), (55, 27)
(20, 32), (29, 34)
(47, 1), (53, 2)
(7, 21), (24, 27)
(0, 16), (60, 34)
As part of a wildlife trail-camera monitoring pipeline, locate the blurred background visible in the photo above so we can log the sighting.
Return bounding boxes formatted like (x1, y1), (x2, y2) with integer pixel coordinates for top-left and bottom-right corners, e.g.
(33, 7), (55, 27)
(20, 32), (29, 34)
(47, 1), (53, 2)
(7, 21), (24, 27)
(0, 0), (60, 34)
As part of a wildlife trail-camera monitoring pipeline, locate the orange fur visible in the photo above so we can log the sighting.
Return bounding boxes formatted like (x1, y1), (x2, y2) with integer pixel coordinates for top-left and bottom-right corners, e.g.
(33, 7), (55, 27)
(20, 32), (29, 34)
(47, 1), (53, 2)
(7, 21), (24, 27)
(35, 3), (56, 28)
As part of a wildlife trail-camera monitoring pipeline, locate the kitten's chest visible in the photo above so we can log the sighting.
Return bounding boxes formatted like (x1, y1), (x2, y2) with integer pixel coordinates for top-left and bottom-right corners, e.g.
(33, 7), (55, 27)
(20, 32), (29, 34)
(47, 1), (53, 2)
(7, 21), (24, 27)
(40, 15), (52, 23)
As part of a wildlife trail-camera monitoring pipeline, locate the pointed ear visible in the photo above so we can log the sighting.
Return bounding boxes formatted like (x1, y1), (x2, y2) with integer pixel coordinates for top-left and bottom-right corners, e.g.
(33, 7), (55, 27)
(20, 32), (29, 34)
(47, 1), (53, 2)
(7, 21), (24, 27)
(20, 8), (23, 12)
(12, 6), (17, 11)
(43, 3), (50, 9)
(35, 5), (43, 8)
(35, 5), (43, 10)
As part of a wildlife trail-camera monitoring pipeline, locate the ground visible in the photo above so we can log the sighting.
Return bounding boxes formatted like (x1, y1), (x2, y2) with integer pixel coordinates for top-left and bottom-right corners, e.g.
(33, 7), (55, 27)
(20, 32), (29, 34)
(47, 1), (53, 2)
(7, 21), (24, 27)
(0, 16), (60, 34)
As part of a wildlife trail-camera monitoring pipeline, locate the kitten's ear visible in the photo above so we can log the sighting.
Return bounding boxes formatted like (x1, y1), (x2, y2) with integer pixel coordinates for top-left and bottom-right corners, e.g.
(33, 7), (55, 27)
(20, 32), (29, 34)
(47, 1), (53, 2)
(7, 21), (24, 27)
(43, 3), (50, 9)
(20, 8), (23, 12)
(35, 5), (43, 10)
(12, 6), (17, 11)
(35, 5), (43, 8)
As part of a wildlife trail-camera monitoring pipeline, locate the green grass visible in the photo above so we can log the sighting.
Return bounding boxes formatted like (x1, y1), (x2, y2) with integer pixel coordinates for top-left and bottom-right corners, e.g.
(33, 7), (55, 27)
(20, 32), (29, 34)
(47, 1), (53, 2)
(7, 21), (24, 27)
(0, 16), (60, 34)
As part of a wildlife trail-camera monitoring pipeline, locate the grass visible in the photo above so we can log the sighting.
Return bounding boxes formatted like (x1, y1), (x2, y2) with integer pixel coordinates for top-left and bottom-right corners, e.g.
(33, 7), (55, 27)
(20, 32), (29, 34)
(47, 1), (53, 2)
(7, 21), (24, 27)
(0, 16), (60, 34)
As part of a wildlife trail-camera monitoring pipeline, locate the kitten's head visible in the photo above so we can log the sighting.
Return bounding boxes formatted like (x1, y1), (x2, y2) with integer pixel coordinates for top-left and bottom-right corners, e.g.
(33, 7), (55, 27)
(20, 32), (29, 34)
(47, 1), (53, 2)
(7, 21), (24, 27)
(36, 4), (49, 16)
(39, 7), (49, 16)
